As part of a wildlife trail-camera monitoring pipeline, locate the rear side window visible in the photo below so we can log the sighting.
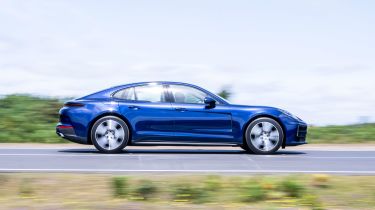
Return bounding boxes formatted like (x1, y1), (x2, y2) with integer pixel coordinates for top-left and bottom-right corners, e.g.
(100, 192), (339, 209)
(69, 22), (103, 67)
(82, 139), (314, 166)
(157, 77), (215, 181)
(113, 84), (166, 103)
(113, 87), (135, 100)
(134, 84), (166, 103)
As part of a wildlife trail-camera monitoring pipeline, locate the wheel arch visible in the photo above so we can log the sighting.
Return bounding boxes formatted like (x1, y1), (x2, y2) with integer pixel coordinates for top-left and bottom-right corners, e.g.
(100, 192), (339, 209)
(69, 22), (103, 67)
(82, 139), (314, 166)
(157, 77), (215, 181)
(87, 112), (132, 145)
(242, 114), (287, 149)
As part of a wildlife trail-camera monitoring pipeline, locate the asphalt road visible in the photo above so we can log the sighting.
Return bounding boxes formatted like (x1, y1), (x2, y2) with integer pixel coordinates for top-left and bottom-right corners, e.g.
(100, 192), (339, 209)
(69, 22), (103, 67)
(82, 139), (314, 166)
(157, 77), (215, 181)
(0, 144), (375, 174)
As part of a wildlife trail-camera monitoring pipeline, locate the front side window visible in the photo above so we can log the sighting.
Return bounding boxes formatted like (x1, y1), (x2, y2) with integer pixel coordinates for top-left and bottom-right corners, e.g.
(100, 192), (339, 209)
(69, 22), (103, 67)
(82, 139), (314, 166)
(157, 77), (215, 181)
(134, 84), (166, 103)
(169, 85), (208, 104)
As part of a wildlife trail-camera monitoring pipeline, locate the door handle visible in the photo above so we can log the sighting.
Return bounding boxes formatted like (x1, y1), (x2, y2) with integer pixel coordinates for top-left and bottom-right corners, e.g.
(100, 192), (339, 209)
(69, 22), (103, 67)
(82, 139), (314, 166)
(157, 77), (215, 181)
(175, 107), (187, 111)
(128, 105), (140, 110)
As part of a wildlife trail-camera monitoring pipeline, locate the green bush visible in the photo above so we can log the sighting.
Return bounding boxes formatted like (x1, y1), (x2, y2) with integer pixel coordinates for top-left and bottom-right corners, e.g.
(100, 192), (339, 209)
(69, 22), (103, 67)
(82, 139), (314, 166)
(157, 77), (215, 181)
(279, 179), (304, 198)
(241, 180), (267, 202)
(203, 175), (222, 192)
(172, 182), (209, 203)
(301, 194), (325, 210)
(112, 176), (129, 198)
(133, 180), (158, 200)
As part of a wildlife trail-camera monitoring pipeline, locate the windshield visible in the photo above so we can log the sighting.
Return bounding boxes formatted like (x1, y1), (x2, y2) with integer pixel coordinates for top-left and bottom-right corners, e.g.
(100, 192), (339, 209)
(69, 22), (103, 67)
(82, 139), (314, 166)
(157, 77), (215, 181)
(214, 93), (231, 104)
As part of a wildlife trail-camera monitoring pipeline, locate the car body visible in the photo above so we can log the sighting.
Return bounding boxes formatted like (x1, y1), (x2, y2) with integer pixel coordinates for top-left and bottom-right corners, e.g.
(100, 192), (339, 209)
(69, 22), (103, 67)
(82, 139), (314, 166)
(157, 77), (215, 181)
(56, 81), (307, 154)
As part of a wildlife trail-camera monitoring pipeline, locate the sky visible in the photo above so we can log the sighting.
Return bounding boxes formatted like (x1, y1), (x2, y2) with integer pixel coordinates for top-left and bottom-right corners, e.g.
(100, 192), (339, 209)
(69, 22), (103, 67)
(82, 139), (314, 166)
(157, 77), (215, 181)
(0, 0), (374, 125)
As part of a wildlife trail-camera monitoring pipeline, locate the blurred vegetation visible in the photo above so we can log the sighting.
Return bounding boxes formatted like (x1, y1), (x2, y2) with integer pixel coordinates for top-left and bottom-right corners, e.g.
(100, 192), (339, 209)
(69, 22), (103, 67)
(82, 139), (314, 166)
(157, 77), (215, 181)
(307, 124), (375, 143)
(0, 94), (374, 144)
(217, 88), (232, 100)
(240, 179), (267, 202)
(0, 95), (65, 143)
(112, 176), (129, 198)
(172, 182), (210, 203)
(133, 179), (158, 200)
(0, 174), (374, 209)
(279, 179), (305, 198)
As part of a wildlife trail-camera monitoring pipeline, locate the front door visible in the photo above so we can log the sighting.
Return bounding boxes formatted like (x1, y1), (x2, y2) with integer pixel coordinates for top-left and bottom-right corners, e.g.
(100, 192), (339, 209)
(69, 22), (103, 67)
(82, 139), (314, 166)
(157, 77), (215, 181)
(116, 83), (174, 142)
(167, 84), (233, 143)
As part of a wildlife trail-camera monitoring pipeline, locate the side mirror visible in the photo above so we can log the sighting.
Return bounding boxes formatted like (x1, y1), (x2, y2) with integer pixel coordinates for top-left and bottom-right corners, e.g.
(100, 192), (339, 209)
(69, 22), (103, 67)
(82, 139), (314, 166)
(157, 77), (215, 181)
(204, 97), (216, 108)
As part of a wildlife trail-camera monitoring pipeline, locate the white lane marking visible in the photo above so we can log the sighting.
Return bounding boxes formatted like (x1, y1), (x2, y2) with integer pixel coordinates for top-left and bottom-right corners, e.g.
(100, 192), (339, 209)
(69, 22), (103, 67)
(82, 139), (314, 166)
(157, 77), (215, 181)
(0, 153), (375, 159)
(0, 154), (241, 157)
(0, 148), (89, 150)
(0, 154), (116, 157)
(1, 148), (375, 151)
(262, 156), (375, 159)
(0, 168), (375, 174)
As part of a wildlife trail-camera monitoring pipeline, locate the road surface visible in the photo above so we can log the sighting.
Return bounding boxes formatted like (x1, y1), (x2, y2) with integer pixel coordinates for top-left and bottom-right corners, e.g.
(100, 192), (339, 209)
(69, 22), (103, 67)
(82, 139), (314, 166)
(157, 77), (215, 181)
(0, 144), (374, 174)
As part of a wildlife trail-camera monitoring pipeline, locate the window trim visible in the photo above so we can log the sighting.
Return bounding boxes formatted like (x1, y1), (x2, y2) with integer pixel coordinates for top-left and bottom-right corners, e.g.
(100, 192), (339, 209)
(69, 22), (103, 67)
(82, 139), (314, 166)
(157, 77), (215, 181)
(111, 83), (169, 103)
(111, 82), (230, 105)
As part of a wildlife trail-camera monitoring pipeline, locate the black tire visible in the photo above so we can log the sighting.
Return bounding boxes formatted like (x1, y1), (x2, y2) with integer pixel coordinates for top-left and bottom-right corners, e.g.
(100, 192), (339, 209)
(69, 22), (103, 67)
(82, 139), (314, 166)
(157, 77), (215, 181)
(240, 145), (250, 151)
(240, 143), (254, 153)
(245, 117), (283, 154)
(91, 116), (129, 153)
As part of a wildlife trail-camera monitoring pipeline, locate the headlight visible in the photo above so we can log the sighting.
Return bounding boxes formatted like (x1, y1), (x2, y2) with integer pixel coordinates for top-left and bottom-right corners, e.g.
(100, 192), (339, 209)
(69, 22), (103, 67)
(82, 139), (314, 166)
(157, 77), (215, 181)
(279, 109), (300, 121)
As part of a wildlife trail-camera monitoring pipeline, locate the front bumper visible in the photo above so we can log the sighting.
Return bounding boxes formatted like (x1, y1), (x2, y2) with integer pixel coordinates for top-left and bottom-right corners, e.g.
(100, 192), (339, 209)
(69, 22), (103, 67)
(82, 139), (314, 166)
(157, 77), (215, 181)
(284, 123), (308, 146)
(296, 124), (307, 141)
(56, 123), (87, 144)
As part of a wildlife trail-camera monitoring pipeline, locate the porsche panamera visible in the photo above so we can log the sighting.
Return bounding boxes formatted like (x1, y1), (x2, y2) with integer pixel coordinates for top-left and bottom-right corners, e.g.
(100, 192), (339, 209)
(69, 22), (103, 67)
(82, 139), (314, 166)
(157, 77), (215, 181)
(56, 81), (307, 154)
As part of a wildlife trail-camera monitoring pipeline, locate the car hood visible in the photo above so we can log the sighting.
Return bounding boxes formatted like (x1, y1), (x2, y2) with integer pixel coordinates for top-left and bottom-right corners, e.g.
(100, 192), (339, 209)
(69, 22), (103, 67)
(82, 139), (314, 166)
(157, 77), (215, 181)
(224, 104), (294, 119)
(227, 104), (280, 111)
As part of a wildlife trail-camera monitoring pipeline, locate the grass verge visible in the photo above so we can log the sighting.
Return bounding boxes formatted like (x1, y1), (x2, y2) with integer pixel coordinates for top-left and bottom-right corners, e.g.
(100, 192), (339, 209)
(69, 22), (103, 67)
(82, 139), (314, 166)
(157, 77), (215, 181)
(0, 174), (374, 209)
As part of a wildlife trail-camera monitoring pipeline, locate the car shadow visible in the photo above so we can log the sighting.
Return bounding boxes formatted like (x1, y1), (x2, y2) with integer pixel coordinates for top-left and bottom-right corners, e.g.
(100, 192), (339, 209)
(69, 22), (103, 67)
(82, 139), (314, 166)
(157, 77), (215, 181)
(58, 148), (305, 155)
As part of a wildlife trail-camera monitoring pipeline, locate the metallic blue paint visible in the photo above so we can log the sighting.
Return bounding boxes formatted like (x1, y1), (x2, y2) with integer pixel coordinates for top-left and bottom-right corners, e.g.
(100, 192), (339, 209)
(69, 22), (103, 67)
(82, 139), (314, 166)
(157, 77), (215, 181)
(56, 81), (307, 147)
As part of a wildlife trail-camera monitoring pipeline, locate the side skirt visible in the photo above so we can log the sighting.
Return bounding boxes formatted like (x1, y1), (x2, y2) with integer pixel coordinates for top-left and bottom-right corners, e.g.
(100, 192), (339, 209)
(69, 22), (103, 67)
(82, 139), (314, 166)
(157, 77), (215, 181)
(131, 141), (239, 147)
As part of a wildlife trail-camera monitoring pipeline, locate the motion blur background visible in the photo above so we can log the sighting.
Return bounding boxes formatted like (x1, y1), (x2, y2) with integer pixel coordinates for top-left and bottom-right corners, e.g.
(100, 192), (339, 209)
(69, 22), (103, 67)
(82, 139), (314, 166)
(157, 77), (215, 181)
(0, 0), (374, 126)
(1, 1), (375, 209)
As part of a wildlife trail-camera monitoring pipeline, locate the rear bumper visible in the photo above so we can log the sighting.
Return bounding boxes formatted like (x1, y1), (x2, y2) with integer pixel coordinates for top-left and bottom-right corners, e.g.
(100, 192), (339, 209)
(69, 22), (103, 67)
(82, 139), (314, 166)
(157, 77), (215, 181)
(56, 123), (88, 144)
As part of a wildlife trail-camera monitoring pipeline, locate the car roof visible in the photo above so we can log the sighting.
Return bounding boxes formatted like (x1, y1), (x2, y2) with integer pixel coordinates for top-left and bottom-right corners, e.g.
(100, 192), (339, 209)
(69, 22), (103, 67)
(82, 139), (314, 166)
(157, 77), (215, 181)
(112, 81), (196, 89)
(79, 81), (229, 104)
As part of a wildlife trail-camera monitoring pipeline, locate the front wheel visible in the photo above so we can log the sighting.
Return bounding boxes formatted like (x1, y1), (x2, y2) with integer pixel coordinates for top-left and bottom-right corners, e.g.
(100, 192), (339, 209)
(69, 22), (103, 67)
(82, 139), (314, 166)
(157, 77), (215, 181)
(91, 116), (129, 153)
(245, 117), (284, 154)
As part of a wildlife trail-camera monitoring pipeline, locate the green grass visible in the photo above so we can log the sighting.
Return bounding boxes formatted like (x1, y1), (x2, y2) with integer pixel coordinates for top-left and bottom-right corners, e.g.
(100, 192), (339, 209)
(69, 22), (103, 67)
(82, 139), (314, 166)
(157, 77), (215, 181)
(0, 174), (374, 209)
(0, 94), (374, 144)
(307, 124), (375, 144)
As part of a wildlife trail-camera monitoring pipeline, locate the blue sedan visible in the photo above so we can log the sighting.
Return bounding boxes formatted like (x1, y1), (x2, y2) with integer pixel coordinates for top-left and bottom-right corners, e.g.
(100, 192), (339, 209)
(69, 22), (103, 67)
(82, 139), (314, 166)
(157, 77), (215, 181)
(56, 81), (307, 154)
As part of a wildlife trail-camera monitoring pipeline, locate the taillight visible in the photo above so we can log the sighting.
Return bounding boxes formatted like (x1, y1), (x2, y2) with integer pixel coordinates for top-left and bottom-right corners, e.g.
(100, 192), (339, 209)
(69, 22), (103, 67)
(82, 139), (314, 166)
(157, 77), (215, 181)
(64, 102), (84, 107)
(57, 125), (73, 129)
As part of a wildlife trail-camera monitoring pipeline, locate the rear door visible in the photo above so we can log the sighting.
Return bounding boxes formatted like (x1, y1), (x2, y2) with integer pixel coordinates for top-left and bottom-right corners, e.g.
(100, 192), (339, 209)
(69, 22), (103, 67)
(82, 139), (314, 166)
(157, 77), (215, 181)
(115, 83), (174, 142)
(167, 84), (233, 143)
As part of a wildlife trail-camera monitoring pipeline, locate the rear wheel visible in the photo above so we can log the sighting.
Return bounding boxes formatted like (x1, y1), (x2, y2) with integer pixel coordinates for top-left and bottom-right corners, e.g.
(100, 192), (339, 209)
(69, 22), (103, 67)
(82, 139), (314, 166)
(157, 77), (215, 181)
(91, 116), (129, 153)
(240, 145), (249, 151)
(245, 117), (283, 154)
